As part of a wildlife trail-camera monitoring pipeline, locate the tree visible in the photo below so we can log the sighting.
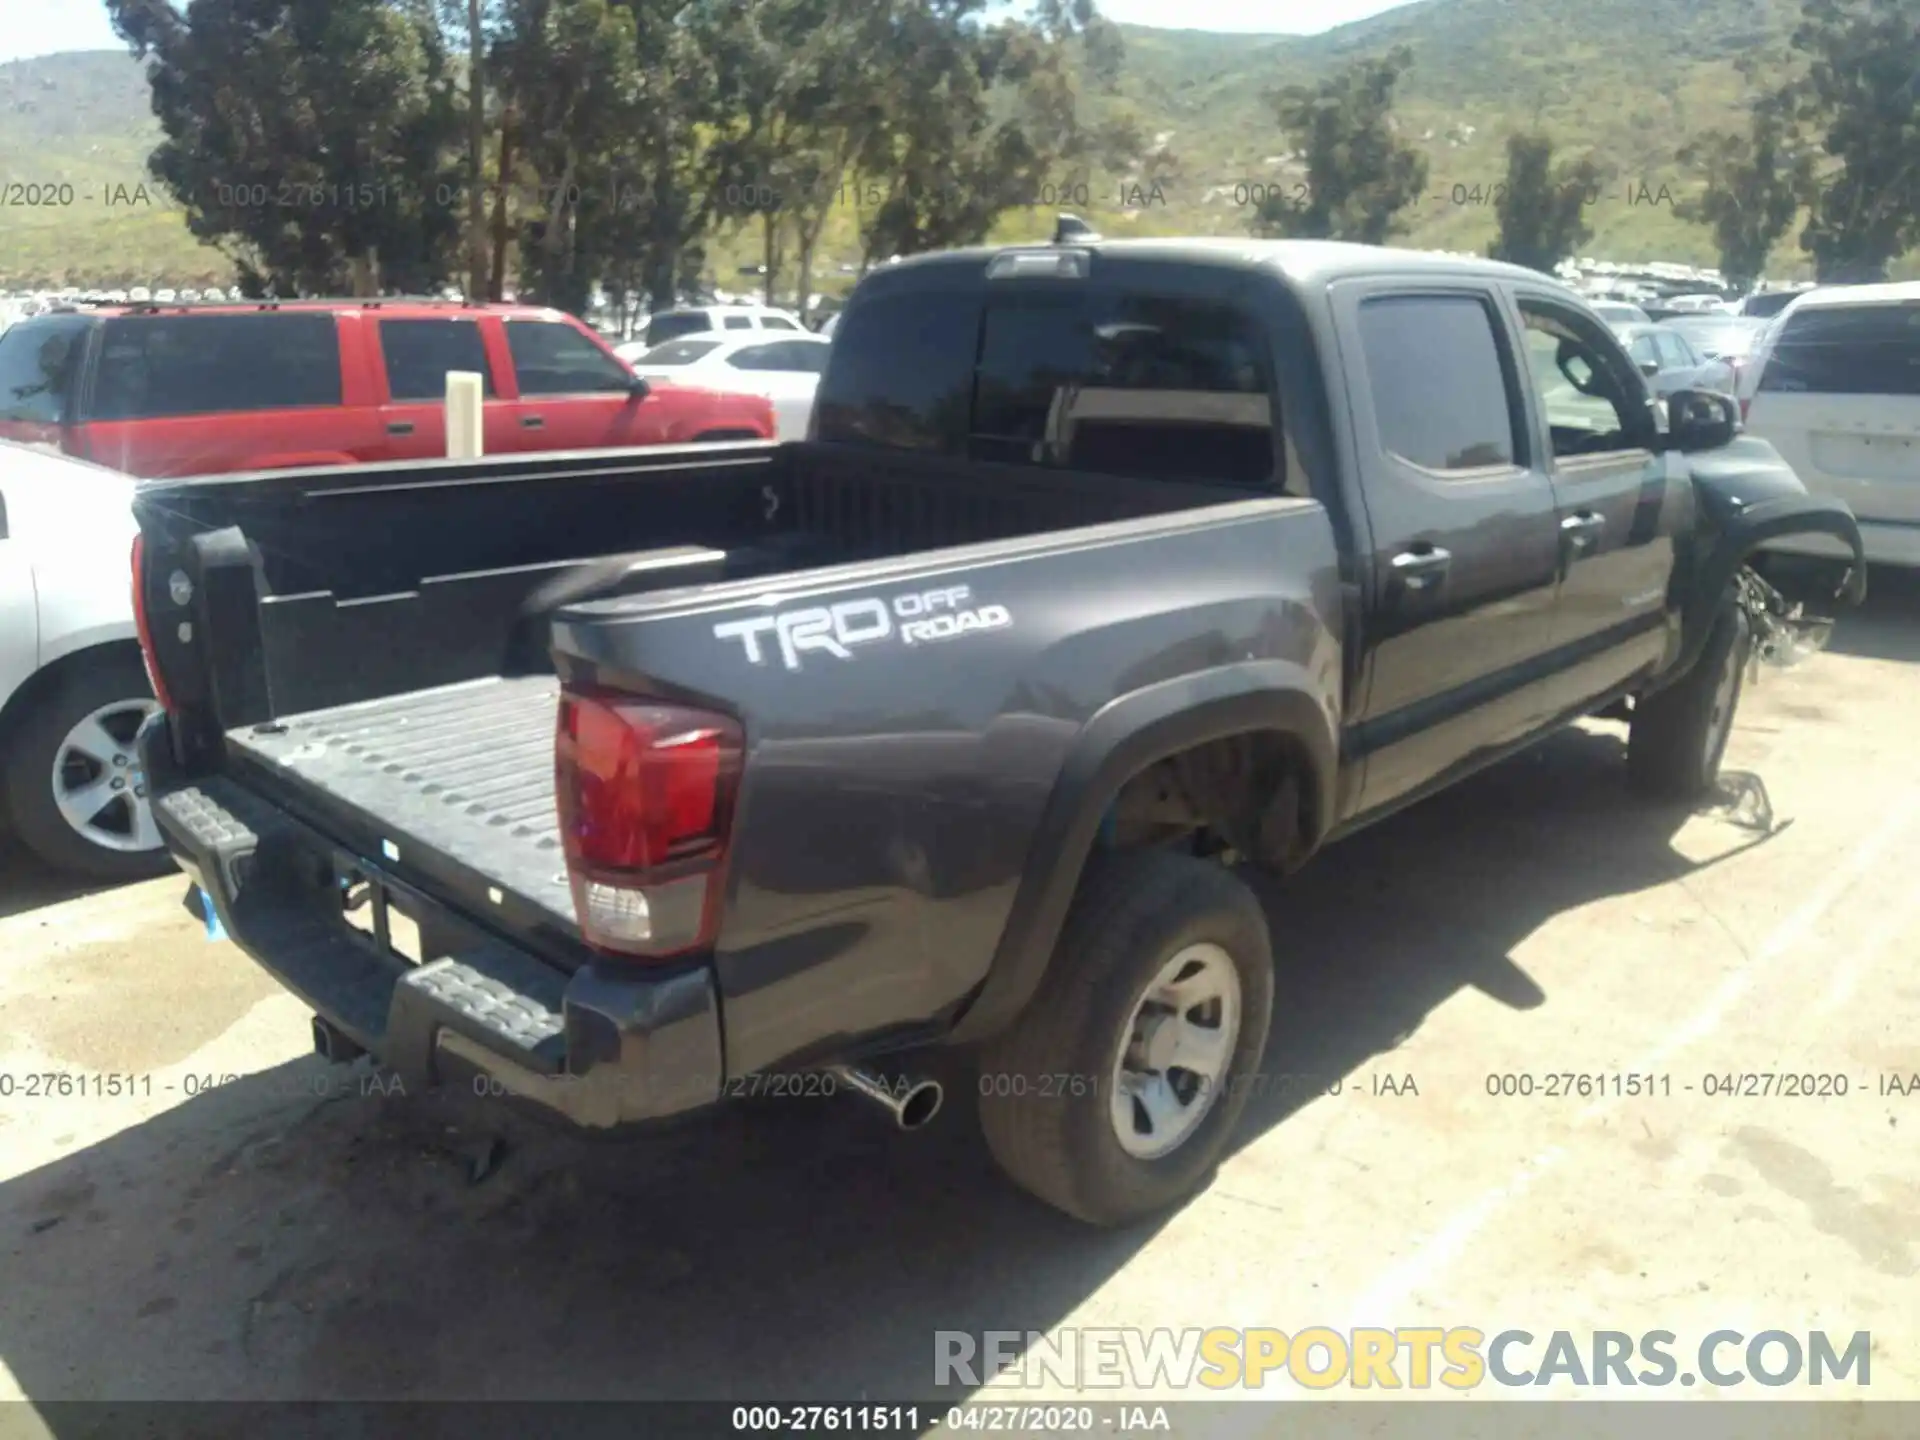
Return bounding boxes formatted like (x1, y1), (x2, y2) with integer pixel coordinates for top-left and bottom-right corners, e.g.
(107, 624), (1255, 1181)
(1674, 82), (1810, 293)
(1789, 0), (1920, 283)
(1489, 130), (1602, 274)
(1249, 46), (1428, 244)
(852, 0), (1133, 267)
(106, 0), (466, 296)
(489, 0), (646, 315)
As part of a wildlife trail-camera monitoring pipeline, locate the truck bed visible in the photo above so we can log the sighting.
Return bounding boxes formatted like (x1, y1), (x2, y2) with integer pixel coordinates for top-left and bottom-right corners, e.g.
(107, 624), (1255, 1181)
(227, 675), (572, 929)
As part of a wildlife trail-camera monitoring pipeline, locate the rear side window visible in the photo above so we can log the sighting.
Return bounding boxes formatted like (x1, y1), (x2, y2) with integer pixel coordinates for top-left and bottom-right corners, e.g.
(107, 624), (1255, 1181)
(814, 289), (981, 451)
(379, 318), (495, 400)
(1759, 305), (1920, 397)
(640, 339), (722, 366)
(1356, 295), (1520, 472)
(762, 316), (801, 331)
(505, 319), (631, 395)
(722, 315), (755, 331)
(644, 312), (712, 346)
(92, 314), (341, 421)
(0, 316), (90, 424)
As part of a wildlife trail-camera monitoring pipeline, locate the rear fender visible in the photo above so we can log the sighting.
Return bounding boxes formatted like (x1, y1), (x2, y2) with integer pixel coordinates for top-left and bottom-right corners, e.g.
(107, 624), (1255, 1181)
(947, 661), (1338, 1044)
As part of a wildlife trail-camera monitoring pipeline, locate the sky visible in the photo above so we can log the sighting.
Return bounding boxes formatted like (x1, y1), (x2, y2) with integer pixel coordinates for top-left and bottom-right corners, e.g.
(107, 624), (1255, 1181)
(0, 0), (1417, 66)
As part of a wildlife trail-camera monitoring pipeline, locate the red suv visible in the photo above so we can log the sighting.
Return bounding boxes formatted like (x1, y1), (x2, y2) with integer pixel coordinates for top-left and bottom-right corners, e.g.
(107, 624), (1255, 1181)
(0, 299), (774, 477)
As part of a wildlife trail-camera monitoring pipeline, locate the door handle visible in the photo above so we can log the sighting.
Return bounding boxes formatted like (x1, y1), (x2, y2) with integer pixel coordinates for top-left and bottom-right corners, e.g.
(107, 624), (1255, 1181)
(1390, 544), (1452, 594)
(386, 421), (414, 436)
(520, 415), (545, 429)
(1561, 512), (1605, 554)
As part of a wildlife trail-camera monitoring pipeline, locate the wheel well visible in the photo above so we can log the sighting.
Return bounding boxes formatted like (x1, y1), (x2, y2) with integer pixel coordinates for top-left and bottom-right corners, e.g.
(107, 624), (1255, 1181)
(0, 640), (147, 749)
(1104, 730), (1319, 873)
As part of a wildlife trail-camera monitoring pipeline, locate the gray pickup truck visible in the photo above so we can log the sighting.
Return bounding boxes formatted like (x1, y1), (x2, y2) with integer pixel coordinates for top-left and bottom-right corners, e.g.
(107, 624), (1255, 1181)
(132, 231), (1866, 1226)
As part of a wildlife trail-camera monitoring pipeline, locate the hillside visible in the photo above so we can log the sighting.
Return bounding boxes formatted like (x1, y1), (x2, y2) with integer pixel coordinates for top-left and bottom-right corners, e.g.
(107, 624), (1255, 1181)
(0, 0), (1898, 292)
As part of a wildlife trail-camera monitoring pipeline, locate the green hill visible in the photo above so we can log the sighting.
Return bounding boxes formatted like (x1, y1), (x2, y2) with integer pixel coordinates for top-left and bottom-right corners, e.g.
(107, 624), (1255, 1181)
(2, 0), (1902, 293)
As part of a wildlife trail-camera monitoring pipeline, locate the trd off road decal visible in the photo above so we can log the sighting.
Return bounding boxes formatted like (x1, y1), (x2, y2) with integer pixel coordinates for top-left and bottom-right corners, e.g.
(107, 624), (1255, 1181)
(713, 584), (1013, 671)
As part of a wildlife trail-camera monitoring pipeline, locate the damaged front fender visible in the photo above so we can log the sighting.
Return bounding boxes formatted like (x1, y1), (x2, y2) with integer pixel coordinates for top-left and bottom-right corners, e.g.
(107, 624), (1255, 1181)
(1652, 439), (1867, 696)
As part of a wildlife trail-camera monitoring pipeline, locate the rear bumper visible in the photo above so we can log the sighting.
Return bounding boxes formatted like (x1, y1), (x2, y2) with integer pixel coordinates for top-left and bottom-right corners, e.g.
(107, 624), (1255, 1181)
(137, 715), (724, 1128)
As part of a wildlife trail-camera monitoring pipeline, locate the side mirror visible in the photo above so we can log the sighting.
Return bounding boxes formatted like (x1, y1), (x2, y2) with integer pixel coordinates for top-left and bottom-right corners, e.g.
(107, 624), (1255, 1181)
(1639, 358), (1661, 378)
(1662, 388), (1738, 452)
(627, 375), (651, 400)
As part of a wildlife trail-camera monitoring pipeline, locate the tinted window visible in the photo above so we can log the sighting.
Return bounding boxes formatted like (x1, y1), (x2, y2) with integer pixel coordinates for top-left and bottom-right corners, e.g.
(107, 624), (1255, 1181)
(644, 312), (712, 346)
(815, 288), (980, 452)
(774, 340), (829, 373)
(762, 316), (801, 331)
(505, 319), (631, 395)
(1357, 296), (1518, 472)
(92, 314), (341, 421)
(722, 315), (755, 330)
(379, 319), (495, 401)
(0, 316), (90, 424)
(966, 291), (1276, 486)
(1743, 291), (1802, 318)
(639, 339), (722, 367)
(1759, 305), (1920, 397)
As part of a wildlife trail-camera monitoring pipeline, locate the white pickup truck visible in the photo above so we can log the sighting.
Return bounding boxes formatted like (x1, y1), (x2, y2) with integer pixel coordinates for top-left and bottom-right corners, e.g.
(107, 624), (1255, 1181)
(0, 441), (169, 879)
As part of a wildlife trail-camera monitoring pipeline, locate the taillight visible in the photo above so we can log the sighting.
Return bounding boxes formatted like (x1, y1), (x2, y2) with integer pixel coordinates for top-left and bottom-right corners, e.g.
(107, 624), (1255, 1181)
(129, 534), (175, 712)
(1739, 397), (1751, 424)
(554, 690), (744, 959)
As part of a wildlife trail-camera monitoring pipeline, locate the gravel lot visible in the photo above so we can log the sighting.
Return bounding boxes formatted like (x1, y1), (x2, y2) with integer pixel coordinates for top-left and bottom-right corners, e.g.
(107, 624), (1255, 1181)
(3, 573), (1918, 1422)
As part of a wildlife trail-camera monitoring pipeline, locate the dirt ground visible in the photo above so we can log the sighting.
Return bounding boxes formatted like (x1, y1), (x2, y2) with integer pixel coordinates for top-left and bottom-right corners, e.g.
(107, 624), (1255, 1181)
(3, 575), (1920, 1424)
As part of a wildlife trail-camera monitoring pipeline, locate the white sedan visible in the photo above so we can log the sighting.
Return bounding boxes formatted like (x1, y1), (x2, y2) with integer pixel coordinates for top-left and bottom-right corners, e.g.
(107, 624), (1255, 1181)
(615, 333), (830, 440)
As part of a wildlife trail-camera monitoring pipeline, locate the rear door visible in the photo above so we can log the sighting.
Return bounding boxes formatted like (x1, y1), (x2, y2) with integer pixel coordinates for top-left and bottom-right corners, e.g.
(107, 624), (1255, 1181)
(499, 316), (657, 453)
(1331, 282), (1565, 812)
(1745, 299), (1920, 531)
(720, 339), (828, 439)
(75, 313), (376, 477)
(371, 315), (522, 460)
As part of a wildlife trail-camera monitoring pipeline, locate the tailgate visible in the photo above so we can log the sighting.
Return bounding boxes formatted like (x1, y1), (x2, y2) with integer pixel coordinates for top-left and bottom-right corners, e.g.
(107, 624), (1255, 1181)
(224, 675), (576, 936)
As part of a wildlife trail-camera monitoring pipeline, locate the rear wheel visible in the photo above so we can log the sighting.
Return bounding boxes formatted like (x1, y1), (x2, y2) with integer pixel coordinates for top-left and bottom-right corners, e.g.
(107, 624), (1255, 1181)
(1626, 600), (1751, 800)
(3, 651), (171, 881)
(977, 850), (1273, 1227)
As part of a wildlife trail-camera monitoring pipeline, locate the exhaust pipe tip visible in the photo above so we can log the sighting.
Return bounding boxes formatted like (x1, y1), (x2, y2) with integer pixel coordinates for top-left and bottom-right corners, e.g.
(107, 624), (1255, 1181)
(830, 1064), (943, 1132)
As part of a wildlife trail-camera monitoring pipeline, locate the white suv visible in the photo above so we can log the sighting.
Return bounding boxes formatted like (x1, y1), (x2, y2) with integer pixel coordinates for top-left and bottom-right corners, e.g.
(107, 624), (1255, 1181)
(1742, 282), (1920, 568)
(637, 304), (806, 349)
(0, 442), (168, 879)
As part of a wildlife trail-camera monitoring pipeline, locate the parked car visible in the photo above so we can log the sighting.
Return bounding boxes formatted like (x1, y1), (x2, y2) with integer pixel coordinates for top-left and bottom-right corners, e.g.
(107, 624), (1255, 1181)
(1742, 282), (1920, 569)
(0, 300), (774, 479)
(1615, 322), (1737, 398)
(639, 304), (807, 349)
(1658, 315), (1771, 394)
(616, 333), (830, 439)
(0, 442), (167, 879)
(131, 236), (1864, 1227)
(1590, 300), (1653, 329)
(1741, 288), (1812, 319)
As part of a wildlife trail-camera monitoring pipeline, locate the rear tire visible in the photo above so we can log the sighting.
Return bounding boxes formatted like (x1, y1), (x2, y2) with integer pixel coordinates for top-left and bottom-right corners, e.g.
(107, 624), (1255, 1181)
(977, 850), (1273, 1227)
(1626, 599), (1751, 801)
(3, 651), (172, 882)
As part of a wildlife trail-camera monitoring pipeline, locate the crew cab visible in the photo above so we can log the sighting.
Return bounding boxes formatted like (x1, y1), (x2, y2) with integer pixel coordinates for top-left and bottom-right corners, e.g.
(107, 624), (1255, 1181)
(0, 299), (773, 479)
(130, 234), (1866, 1226)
